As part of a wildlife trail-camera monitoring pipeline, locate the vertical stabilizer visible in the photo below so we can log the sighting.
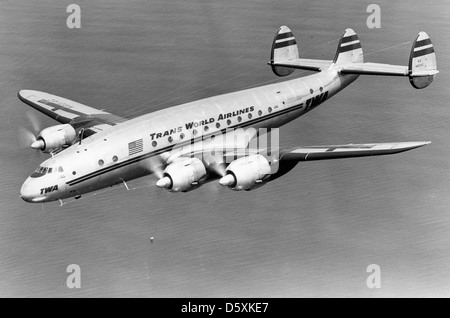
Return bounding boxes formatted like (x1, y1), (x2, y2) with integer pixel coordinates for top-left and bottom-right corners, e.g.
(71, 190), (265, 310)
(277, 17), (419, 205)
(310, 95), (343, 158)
(408, 31), (437, 89)
(333, 28), (364, 65)
(270, 26), (299, 76)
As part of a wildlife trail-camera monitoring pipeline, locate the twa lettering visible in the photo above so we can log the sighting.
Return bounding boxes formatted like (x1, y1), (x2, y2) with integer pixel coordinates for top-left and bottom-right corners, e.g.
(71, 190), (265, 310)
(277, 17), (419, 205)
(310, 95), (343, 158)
(40, 185), (58, 195)
(305, 91), (329, 111)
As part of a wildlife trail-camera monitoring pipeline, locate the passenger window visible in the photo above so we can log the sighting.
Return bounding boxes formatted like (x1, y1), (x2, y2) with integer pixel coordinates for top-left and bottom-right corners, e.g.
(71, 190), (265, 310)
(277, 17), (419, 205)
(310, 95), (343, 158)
(48, 168), (53, 174)
(58, 166), (64, 172)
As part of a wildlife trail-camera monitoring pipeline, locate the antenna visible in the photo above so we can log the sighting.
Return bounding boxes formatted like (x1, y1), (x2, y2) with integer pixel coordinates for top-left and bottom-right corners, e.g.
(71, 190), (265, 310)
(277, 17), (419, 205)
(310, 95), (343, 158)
(78, 128), (85, 145)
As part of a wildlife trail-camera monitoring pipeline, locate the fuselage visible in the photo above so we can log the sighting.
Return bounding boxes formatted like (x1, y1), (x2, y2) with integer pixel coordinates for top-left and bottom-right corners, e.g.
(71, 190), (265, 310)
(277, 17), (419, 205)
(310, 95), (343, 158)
(20, 69), (358, 203)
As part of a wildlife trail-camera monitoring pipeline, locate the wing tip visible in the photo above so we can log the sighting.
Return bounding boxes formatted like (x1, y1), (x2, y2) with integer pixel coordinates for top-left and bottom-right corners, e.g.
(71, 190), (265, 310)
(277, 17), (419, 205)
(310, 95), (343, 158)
(17, 89), (30, 102)
(18, 89), (41, 101)
(397, 141), (431, 150)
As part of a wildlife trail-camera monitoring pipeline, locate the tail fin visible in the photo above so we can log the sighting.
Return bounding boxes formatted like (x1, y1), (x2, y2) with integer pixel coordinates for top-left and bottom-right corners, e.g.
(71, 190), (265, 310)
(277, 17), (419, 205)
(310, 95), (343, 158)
(269, 26), (333, 76)
(270, 26), (299, 76)
(409, 31), (438, 89)
(333, 28), (364, 65)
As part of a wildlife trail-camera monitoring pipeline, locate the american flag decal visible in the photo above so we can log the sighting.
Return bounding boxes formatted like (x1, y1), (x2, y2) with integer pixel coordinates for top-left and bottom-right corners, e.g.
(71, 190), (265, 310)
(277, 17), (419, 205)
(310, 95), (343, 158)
(128, 139), (143, 156)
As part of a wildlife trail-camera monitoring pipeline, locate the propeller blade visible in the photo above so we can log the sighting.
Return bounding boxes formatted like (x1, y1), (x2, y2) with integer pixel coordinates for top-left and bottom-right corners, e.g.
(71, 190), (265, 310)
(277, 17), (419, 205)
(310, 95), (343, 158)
(142, 155), (165, 179)
(19, 111), (46, 151)
(18, 127), (36, 148)
(25, 111), (43, 133)
(209, 162), (226, 177)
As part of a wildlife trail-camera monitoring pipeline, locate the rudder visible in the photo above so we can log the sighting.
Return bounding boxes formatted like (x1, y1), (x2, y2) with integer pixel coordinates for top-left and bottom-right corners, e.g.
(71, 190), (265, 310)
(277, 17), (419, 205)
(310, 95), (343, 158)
(409, 31), (438, 89)
(333, 28), (364, 65)
(270, 26), (299, 76)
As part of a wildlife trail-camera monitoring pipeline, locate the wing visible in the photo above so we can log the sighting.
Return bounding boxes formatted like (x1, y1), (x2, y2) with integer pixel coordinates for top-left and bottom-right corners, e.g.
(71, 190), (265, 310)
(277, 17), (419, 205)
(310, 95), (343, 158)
(215, 141), (430, 168)
(279, 141), (430, 161)
(18, 90), (127, 134)
(161, 124), (429, 168)
(153, 125), (430, 191)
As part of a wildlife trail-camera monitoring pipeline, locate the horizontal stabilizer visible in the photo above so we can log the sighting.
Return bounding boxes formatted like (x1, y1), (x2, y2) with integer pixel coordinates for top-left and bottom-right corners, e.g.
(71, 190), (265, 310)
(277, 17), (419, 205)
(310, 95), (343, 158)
(279, 141), (430, 161)
(270, 58), (333, 72)
(340, 62), (408, 76)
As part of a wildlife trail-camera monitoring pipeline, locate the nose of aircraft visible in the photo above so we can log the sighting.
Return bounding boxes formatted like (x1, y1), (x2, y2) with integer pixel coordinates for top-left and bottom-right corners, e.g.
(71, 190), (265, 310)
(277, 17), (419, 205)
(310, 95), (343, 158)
(20, 177), (45, 203)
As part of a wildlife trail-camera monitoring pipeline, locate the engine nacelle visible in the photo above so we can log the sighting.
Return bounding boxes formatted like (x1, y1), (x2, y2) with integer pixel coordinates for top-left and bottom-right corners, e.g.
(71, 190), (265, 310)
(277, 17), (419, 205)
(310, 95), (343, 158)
(156, 158), (207, 192)
(219, 154), (272, 191)
(34, 124), (77, 153)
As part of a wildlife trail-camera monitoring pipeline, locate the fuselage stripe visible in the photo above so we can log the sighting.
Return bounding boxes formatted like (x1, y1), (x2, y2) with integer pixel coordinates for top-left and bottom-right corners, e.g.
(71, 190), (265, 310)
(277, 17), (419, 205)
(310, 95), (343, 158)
(338, 42), (362, 53)
(276, 32), (294, 40)
(412, 46), (435, 58)
(340, 34), (359, 44)
(273, 39), (297, 49)
(414, 38), (432, 48)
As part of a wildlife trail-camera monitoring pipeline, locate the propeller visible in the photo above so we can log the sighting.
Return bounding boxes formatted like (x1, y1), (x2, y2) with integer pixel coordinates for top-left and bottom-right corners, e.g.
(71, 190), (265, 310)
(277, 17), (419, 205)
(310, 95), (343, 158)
(26, 110), (41, 133)
(18, 126), (37, 148)
(18, 111), (44, 151)
(142, 155), (165, 180)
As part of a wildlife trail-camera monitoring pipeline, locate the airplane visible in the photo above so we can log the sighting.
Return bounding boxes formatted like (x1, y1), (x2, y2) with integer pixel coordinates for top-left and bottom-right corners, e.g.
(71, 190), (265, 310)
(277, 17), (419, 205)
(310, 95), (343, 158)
(18, 26), (438, 204)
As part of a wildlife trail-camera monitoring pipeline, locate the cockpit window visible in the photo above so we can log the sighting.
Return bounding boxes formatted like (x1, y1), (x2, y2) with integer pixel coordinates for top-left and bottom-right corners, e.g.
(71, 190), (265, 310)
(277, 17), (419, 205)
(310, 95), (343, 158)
(30, 166), (64, 178)
(31, 168), (45, 178)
